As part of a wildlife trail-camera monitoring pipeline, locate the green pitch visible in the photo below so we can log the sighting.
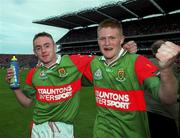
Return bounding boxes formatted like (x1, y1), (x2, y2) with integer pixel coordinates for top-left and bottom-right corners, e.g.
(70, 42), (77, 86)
(0, 69), (96, 138)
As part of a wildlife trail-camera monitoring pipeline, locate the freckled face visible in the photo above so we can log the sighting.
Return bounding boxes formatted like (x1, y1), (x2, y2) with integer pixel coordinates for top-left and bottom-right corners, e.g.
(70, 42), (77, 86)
(33, 36), (57, 67)
(98, 27), (124, 63)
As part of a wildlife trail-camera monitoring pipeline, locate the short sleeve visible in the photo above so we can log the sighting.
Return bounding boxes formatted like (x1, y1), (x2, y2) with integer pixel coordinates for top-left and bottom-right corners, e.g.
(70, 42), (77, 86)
(135, 55), (158, 85)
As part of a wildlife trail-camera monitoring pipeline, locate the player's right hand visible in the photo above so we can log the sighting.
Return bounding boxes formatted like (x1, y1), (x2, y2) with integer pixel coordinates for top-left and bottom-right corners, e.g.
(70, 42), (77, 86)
(5, 68), (14, 83)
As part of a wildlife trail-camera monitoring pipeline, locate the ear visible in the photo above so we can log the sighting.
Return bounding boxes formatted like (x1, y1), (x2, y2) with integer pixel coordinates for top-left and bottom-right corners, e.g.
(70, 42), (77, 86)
(120, 35), (125, 45)
(55, 44), (57, 51)
(33, 49), (37, 57)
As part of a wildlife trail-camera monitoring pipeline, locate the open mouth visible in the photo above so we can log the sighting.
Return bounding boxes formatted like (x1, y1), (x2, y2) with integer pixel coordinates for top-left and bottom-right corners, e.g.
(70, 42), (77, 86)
(104, 47), (113, 51)
(42, 55), (48, 58)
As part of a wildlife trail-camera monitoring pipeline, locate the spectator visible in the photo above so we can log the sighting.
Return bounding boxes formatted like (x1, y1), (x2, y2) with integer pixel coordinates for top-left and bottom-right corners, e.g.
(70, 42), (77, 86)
(145, 40), (179, 138)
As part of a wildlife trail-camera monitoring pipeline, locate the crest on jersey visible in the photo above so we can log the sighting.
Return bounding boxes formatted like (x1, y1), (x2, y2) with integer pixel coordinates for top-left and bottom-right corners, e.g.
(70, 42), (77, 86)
(116, 69), (126, 82)
(39, 71), (47, 79)
(94, 69), (102, 80)
(58, 68), (68, 77)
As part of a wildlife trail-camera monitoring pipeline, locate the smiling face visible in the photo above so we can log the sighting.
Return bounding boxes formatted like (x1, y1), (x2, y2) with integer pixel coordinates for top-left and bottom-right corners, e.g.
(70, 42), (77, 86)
(97, 26), (124, 64)
(33, 36), (57, 67)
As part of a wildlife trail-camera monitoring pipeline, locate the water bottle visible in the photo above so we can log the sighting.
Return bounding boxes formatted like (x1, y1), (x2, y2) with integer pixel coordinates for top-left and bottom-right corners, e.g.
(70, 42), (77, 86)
(10, 56), (20, 89)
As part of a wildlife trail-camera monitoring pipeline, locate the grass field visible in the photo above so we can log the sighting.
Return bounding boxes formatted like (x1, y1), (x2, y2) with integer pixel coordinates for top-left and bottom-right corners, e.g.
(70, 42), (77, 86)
(0, 69), (96, 138)
(1, 68), (179, 138)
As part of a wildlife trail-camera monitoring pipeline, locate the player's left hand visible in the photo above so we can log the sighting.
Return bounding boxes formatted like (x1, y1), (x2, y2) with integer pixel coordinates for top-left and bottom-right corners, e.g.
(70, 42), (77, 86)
(123, 41), (137, 53)
(155, 41), (180, 69)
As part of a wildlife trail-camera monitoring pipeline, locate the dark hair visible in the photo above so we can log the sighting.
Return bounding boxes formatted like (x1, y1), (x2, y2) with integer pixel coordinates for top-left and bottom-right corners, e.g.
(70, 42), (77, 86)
(97, 19), (123, 35)
(151, 40), (165, 55)
(33, 32), (55, 46)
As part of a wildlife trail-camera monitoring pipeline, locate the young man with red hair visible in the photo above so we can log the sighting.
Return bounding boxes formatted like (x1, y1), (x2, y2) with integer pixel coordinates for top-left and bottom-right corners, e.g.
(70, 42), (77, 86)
(84, 19), (179, 138)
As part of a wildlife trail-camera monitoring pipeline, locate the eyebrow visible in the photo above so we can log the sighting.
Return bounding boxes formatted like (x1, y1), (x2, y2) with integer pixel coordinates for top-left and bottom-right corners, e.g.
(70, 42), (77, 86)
(44, 42), (51, 46)
(35, 42), (51, 47)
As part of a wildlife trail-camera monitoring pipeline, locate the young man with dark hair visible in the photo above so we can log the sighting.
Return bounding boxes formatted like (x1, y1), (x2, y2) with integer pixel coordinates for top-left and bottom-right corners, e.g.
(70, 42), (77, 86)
(6, 32), (93, 137)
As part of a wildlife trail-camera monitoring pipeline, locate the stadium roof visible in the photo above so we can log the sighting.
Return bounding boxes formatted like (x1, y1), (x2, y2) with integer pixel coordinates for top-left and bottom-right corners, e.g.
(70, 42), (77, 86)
(33, 0), (180, 29)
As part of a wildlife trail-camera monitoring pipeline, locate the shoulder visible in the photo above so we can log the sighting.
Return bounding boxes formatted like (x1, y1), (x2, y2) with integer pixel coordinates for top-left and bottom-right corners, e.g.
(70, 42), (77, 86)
(69, 54), (94, 63)
(26, 67), (37, 85)
(27, 67), (36, 76)
(126, 52), (139, 58)
(122, 53), (139, 63)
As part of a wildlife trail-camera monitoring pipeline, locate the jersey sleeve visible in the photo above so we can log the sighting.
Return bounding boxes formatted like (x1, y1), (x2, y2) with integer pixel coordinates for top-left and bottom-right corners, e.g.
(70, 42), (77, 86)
(70, 55), (94, 81)
(135, 55), (158, 85)
(25, 67), (36, 86)
(142, 77), (160, 100)
(135, 56), (160, 100)
(83, 61), (93, 82)
(22, 68), (36, 99)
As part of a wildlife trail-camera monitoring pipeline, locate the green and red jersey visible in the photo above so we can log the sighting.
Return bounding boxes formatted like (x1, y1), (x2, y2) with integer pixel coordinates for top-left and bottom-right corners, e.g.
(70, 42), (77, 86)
(23, 55), (93, 124)
(84, 50), (160, 138)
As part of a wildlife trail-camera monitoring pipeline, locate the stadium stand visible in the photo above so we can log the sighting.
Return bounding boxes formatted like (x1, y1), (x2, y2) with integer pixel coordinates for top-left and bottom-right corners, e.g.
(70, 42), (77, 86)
(33, 0), (180, 68)
(0, 54), (37, 68)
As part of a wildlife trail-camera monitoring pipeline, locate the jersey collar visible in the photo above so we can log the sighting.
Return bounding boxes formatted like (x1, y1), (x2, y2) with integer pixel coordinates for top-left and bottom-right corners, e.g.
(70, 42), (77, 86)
(40, 54), (61, 69)
(99, 48), (127, 67)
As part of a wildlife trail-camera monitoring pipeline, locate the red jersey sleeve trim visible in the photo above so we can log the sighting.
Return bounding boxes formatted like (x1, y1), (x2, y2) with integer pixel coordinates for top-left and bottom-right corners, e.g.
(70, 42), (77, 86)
(135, 55), (158, 85)
(25, 67), (36, 86)
(83, 62), (93, 82)
(70, 55), (94, 74)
